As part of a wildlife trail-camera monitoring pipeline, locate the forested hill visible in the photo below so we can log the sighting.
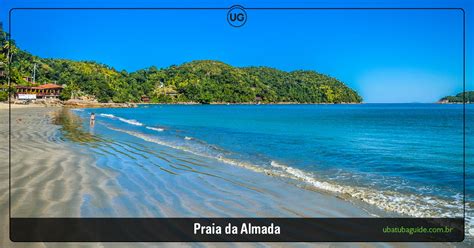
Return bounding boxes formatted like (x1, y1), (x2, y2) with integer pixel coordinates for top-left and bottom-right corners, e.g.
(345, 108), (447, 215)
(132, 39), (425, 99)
(135, 61), (362, 103)
(439, 91), (474, 103)
(0, 31), (362, 103)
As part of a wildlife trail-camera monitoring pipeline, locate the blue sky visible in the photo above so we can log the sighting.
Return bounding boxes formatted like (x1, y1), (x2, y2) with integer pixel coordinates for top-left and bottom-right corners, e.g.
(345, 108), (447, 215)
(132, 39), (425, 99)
(1, 0), (472, 103)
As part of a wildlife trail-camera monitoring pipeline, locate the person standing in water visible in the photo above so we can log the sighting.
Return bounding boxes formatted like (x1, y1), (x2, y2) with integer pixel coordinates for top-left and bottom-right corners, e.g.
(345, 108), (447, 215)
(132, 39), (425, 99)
(90, 112), (96, 126)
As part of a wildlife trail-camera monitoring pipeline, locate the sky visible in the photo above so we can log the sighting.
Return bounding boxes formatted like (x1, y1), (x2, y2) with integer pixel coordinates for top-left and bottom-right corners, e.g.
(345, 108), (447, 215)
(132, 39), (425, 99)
(0, 0), (472, 103)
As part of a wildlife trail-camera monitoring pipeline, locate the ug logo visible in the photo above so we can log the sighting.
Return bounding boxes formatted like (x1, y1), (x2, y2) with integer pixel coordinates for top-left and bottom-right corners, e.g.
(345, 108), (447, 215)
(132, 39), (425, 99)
(227, 5), (247, 28)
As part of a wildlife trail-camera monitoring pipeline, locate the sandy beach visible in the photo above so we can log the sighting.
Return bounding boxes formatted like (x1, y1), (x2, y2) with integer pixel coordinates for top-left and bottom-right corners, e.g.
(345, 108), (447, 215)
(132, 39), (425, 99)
(0, 106), (122, 247)
(0, 105), (460, 247)
(0, 103), (50, 109)
(5, 106), (375, 218)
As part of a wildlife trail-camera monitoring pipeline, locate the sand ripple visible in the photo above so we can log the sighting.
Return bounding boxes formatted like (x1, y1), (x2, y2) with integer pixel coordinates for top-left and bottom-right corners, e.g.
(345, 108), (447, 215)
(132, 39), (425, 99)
(0, 106), (460, 247)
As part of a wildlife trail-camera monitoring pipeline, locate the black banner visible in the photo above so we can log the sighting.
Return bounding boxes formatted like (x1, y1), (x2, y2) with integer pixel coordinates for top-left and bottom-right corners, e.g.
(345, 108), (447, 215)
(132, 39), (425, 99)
(10, 218), (464, 242)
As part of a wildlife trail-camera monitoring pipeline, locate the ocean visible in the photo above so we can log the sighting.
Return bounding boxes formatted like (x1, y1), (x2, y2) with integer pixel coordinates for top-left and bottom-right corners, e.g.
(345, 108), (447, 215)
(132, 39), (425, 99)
(70, 104), (472, 233)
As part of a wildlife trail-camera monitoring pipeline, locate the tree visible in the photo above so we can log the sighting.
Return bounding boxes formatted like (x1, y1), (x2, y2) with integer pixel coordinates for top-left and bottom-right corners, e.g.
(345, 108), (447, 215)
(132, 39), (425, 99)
(1, 28), (363, 104)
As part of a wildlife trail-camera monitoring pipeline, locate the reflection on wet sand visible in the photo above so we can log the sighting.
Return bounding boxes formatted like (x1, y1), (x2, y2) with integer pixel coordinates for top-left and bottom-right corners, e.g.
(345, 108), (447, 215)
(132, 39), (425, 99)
(52, 108), (103, 144)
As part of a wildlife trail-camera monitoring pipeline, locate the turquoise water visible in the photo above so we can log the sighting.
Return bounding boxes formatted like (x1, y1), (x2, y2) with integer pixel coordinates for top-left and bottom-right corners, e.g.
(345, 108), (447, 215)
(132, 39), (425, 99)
(73, 104), (472, 226)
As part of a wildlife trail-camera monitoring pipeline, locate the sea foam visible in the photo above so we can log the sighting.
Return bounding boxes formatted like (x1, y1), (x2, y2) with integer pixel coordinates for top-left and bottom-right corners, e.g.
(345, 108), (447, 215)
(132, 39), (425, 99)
(117, 117), (143, 126)
(146, 126), (165, 132)
(99, 113), (143, 126)
(102, 126), (470, 237)
(100, 113), (115, 118)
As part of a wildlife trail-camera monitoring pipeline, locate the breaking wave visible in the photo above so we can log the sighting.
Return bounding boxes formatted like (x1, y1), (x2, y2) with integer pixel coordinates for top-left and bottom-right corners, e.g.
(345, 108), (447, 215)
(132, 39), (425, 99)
(99, 113), (115, 118)
(99, 123), (472, 238)
(146, 126), (165, 132)
(99, 113), (143, 126)
(117, 117), (143, 126)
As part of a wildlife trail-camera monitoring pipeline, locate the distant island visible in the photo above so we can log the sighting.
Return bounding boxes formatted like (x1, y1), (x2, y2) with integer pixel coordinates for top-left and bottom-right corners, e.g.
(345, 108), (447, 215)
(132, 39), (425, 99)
(0, 30), (362, 104)
(438, 91), (474, 104)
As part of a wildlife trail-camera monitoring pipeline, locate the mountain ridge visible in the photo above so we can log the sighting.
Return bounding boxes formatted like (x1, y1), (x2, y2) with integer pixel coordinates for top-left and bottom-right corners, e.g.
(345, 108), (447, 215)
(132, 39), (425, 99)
(0, 31), (362, 104)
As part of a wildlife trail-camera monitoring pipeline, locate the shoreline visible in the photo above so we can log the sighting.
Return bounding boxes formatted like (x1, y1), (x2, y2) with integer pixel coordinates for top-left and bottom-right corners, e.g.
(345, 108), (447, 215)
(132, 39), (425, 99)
(5, 107), (376, 218)
(4, 104), (469, 218)
(1, 106), (468, 247)
(436, 102), (473, 104)
(0, 101), (137, 109)
(1, 100), (364, 110)
(140, 101), (363, 105)
(4, 101), (474, 110)
(3, 101), (473, 110)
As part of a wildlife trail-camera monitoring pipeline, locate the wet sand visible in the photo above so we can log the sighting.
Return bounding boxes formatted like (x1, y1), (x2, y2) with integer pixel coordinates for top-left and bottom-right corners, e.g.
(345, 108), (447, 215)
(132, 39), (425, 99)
(0, 106), (458, 247)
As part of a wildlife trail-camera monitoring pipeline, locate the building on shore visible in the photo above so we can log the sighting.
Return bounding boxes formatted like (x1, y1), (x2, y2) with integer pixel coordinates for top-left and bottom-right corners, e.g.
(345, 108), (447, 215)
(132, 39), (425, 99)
(15, 83), (63, 100)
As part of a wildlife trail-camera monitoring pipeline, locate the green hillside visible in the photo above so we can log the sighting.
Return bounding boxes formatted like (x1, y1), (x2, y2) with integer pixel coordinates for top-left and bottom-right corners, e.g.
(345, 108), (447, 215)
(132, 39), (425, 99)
(439, 91), (474, 103)
(0, 30), (362, 104)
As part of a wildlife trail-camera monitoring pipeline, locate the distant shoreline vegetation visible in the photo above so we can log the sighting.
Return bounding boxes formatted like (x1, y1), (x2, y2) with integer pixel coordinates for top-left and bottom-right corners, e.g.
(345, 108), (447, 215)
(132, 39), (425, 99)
(438, 91), (474, 104)
(0, 31), (364, 104)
